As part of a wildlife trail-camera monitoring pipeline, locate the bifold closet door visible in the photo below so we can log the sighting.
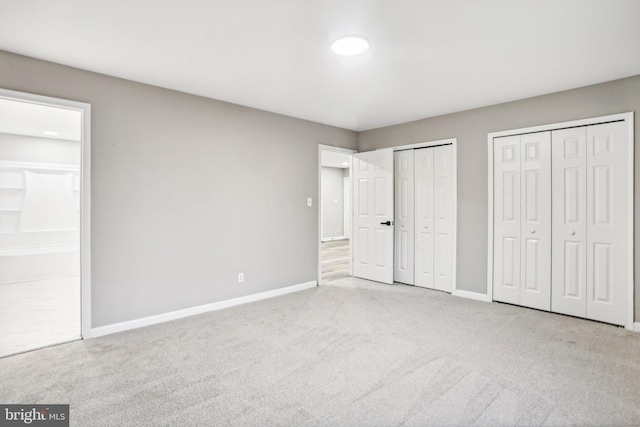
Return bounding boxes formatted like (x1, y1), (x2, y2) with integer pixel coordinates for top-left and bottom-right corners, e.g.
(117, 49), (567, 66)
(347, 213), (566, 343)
(493, 132), (551, 310)
(394, 150), (414, 284)
(415, 145), (453, 292)
(552, 122), (629, 325)
(551, 127), (587, 317)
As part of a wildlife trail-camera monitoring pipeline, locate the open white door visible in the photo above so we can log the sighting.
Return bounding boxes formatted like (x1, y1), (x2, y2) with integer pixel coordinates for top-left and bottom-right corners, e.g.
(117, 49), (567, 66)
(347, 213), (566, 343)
(352, 149), (394, 284)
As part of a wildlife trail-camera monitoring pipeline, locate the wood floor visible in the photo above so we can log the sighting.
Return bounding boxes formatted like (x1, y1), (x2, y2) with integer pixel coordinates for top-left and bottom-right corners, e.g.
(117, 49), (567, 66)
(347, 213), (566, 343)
(0, 276), (81, 357)
(321, 239), (349, 283)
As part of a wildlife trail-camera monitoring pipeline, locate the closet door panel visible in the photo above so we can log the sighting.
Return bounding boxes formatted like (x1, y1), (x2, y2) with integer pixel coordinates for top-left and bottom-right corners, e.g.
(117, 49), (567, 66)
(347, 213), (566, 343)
(415, 148), (435, 289)
(433, 145), (454, 293)
(519, 132), (551, 310)
(552, 127), (587, 317)
(493, 135), (521, 305)
(586, 121), (629, 325)
(394, 150), (414, 285)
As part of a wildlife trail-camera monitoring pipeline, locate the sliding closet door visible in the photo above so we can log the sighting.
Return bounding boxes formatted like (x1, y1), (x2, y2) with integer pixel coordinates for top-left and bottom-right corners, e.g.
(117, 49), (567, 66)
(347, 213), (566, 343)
(551, 127), (587, 317)
(394, 150), (414, 285)
(519, 132), (551, 310)
(414, 148), (435, 288)
(433, 145), (454, 293)
(493, 135), (521, 304)
(585, 121), (629, 325)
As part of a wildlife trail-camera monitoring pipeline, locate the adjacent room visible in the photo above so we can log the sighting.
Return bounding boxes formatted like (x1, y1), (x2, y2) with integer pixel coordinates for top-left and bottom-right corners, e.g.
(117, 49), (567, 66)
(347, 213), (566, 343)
(1, 1), (640, 426)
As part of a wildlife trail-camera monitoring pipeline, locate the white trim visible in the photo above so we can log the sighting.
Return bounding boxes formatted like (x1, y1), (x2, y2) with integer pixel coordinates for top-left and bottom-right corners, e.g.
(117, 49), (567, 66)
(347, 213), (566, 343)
(88, 281), (317, 338)
(452, 289), (492, 303)
(0, 88), (92, 340)
(487, 132), (495, 303)
(0, 160), (79, 171)
(318, 144), (356, 284)
(387, 138), (456, 152)
(321, 236), (347, 242)
(487, 112), (634, 330)
(488, 113), (631, 139)
(634, 323), (640, 333)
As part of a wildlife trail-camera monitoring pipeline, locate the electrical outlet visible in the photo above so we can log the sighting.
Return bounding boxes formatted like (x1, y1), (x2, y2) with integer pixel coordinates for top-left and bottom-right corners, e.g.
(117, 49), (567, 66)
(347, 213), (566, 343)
(307, 197), (312, 207)
(238, 273), (244, 283)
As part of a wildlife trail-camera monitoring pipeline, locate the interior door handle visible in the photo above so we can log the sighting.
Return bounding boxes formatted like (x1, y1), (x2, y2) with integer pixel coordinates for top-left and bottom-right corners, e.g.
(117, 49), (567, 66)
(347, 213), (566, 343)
(380, 221), (392, 226)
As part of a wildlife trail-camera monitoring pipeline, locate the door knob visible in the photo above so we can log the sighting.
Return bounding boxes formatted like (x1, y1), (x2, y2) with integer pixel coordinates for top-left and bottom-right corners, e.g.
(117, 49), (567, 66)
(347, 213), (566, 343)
(380, 221), (392, 226)
(531, 230), (536, 234)
(570, 231), (575, 236)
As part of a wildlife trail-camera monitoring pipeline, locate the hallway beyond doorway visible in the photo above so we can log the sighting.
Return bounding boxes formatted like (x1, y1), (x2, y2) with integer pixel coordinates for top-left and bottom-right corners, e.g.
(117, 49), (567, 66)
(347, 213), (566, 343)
(321, 239), (349, 283)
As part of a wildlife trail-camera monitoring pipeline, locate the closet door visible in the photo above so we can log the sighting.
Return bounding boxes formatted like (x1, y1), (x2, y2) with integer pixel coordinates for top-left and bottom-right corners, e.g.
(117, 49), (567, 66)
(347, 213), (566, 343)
(433, 145), (454, 293)
(414, 148), (435, 288)
(585, 121), (629, 325)
(519, 132), (551, 310)
(394, 150), (414, 285)
(551, 127), (587, 317)
(493, 135), (521, 304)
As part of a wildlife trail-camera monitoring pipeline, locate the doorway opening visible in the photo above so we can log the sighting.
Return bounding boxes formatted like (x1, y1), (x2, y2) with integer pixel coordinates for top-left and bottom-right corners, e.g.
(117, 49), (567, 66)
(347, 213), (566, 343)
(0, 89), (91, 357)
(318, 145), (354, 284)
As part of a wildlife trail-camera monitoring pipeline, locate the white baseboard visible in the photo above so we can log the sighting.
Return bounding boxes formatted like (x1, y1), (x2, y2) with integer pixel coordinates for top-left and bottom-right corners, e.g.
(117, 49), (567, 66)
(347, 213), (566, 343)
(87, 281), (317, 339)
(321, 236), (347, 242)
(633, 322), (640, 333)
(452, 288), (492, 303)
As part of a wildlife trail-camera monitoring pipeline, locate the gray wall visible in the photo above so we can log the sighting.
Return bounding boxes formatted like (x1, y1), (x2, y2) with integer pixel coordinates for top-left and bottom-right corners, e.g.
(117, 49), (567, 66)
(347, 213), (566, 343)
(0, 50), (357, 328)
(321, 166), (345, 240)
(358, 74), (640, 321)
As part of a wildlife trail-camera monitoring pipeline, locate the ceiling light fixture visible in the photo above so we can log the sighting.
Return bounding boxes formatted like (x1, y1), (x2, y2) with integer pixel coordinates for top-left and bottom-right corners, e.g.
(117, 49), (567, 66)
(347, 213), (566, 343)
(331, 36), (369, 56)
(43, 130), (59, 136)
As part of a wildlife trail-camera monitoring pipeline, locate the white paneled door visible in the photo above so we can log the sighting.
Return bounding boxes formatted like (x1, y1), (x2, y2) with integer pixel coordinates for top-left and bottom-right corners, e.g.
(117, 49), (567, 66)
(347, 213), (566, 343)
(415, 145), (454, 292)
(352, 149), (394, 284)
(552, 122), (629, 325)
(493, 135), (522, 305)
(493, 132), (551, 310)
(493, 117), (631, 327)
(551, 127), (587, 317)
(519, 132), (551, 310)
(394, 150), (414, 285)
(432, 145), (454, 292)
(585, 122), (629, 325)
(415, 148), (435, 288)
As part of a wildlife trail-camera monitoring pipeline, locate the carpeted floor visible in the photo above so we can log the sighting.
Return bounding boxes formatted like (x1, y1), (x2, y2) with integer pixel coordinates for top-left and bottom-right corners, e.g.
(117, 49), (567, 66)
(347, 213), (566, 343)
(1, 277), (639, 426)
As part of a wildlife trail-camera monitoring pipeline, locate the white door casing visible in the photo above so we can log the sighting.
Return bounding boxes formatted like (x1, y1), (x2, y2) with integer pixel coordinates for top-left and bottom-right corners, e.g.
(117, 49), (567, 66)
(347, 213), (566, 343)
(352, 149), (394, 284)
(394, 150), (414, 285)
(552, 127), (587, 317)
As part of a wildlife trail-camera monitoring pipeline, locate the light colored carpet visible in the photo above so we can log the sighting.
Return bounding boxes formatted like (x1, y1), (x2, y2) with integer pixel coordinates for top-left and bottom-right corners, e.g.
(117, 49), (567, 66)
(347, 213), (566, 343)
(1, 277), (639, 426)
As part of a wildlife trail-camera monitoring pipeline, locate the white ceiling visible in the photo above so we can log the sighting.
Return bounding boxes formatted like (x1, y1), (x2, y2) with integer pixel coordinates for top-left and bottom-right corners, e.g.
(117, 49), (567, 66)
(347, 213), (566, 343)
(1, 1), (639, 132)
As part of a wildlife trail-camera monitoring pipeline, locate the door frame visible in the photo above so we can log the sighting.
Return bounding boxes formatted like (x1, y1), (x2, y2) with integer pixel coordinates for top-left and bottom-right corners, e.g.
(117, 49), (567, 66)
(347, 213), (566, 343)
(487, 112), (634, 330)
(0, 88), (92, 338)
(318, 144), (356, 284)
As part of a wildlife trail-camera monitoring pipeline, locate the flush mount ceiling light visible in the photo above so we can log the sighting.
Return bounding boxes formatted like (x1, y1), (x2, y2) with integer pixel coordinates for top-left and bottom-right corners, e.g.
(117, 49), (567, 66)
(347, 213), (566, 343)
(331, 36), (369, 56)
